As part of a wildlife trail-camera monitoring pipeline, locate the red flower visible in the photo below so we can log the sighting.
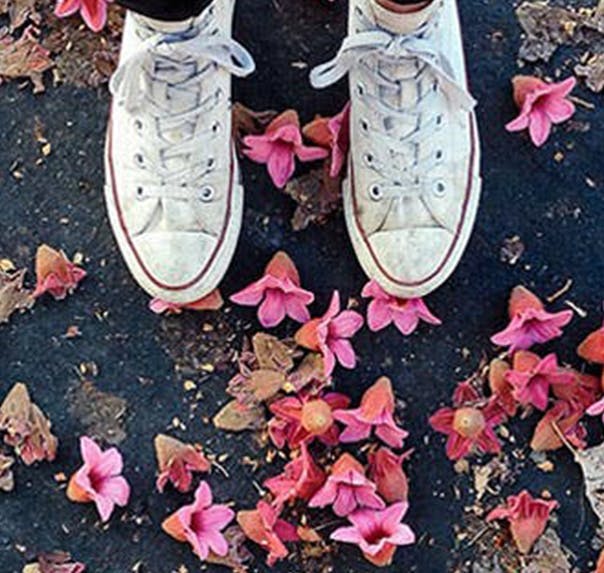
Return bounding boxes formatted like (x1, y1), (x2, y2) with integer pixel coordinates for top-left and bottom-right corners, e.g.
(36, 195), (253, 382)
(263, 443), (325, 504)
(491, 286), (572, 352)
(268, 391), (350, 449)
(368, 447), (412, 503)
(334, 377), (408, 449)
(487, 490), (558, 554)
(429, 399), (504, 460)
(505, 351), (574, 411)
(237, 501), (299, 566)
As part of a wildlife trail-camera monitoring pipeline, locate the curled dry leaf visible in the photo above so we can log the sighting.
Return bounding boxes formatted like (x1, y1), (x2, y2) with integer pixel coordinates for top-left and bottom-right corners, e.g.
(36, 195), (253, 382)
(252, 333), (296, 372)
(0, 269), (34, 324)
(0, 383), (58, 465)
(0, 452), (15, 492)
(0, 0), (40, 30)
(22, 551), (86, 573)
(213, 400), (266, 432)
(206, 525), (253, 573)
(231, 102), (278, 152)
(283, 164), (343, 231)
(0, 26), (53, 93)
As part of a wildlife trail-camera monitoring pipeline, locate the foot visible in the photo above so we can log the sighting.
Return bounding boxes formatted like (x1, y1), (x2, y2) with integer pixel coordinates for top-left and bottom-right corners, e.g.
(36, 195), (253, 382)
(311, 0), (481, 298)
(105, 0), (254, 304)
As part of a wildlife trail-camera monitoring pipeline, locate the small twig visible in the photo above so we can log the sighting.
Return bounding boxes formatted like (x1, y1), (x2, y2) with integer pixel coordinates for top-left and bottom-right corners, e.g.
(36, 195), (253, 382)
(568, 95), (596, 110)
(551, 421), (579, 458)
(546, 279), (573, 303)
(211, 460), (230, 478)
(465, 525), (490, 549)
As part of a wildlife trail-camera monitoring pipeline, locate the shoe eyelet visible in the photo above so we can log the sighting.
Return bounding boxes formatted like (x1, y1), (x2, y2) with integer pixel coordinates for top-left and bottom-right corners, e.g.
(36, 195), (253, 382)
(133, 119), (143, 131)
(207, 157), (215, 168)
(136, 186), (145, 199)
(356, 82), (366, 97)
(436, 114), (443, 126)
(369, 184), (383, 201)
(363, 153), (374, 166)
(211, 121), (221, 134)
(435, 149), (444, 161)
(360, 118), (370, 133)
(200, 186), (215, 202)
(134, 153), (145, 167)
(432, 81), (439, 92)
(433, 180), (446, 197)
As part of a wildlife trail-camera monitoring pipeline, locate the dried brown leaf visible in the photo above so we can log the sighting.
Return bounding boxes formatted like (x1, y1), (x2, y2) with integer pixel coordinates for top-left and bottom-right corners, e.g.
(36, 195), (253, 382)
(213, 400), (265, 432)
(0, 0), (40, 30)
(206, 526), (253, 573)
(0, 26), (53, 93)
(520, 528), (572, 573)
(0, 269), (34, 324)
(23, 551), (86, 573)
(575, 53), (604, 92)
(0, 452), (14, 492)
(283, 164), (342, 231)
(252, 333), (295, 372)
(232, 102), (278, 150)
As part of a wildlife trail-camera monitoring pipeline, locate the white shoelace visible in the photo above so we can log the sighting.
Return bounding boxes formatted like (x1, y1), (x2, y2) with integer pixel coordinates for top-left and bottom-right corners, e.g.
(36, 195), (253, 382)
(110, 20), (255, 200)
(310, 12), (476, 201)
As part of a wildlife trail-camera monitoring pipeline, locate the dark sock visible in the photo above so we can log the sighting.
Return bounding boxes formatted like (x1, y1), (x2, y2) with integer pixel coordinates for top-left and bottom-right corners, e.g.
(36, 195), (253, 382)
(116, 0), (211, 21)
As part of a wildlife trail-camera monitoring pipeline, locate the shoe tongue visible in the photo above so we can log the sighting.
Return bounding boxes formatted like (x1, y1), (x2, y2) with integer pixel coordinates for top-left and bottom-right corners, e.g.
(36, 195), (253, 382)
(369, 0), (439, 35)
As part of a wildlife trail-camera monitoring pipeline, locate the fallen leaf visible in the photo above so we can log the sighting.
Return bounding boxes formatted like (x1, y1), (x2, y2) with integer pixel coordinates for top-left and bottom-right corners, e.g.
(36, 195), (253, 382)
(213, 400), (265, 432)
(0, 0), (40, 30)
(0, 26), (53, 93)
(154, 433), (210, 493)
(23, 551), (86, 573)
(232, 103), (278, 152)
(0, 269), (34, 324)
(283, 164), (343, 231)
(575, 53), (604, 92)
(0, 382), (58, 465)
(520, 528), (572, 573)
(206, 526), (253, 573)
(252, 333), (296, 372)
(0, 452), (14, 492)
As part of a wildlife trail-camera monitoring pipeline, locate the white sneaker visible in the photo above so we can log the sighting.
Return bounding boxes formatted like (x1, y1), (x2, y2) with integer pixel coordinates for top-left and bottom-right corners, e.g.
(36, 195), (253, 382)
(105, 0), (255, 304)
(311, 0), (481, 298)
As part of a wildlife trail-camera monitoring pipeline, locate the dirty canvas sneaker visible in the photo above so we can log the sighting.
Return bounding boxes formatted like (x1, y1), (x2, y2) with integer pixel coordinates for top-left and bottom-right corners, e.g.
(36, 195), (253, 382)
(105, 0), (255, 303)
(311, 0), (480, 298)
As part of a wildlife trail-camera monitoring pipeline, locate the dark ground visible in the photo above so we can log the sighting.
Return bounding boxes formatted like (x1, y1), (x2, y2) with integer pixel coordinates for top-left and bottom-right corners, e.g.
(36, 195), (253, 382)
(1, 0), (604, 571)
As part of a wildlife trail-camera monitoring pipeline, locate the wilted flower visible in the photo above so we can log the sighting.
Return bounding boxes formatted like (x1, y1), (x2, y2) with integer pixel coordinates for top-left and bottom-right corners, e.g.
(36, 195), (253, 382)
(429, 398), (504, 460)
(505, 351), (574, 411)
(162, 481), (235, 561)
(231, 251), (314, 328)
(33, 244), (86, 300)
(67, 436), (130, 522)
(243, 110), (328, 188)
(268, 391), (350, 449)
(486, 490), (558, 554)
(309, 453), (385, 517)
(302, 102), (351, 178)
(506, 75), (576, 147)
(530, 400), (586, 452)
(334, 377), (408, 449)
(551, 369), (600, 411)
(263, 443), (325, 504)
(368, 447), (412, 504)
(295, 290), (363, 376)
(331, 502), (415, 567)
(55, 0), (112, 32)
(149, 290), (223, 316)
(577, 319), (604, 364)
(237, 501), (299, 566)
(488, 358), (517, 416)
(154, 434), (211, 493)
(491, 286), (573, 352)
(362, 280), (441, 335)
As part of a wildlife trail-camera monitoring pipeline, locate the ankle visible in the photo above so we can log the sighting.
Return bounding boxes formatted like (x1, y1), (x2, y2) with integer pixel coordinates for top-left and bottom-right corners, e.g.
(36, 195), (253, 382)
(375, 0), (431, 14)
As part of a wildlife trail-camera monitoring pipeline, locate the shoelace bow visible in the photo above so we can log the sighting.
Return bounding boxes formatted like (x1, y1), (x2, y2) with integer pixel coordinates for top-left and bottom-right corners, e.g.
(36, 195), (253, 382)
(109, 24), (255, 197)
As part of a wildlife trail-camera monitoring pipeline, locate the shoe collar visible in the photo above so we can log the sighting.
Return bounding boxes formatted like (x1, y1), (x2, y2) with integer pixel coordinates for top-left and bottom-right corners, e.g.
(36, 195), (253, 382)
(368, 0), (441, 35)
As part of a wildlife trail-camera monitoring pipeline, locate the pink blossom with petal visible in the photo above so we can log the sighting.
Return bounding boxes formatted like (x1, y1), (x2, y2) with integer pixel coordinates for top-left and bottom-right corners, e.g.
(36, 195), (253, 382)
(309, 453), (385, 517)
(54, 0), (112, 33)
(362, 280), (441, 335)
(506, 75), (576, 147)
(331, 502), (415, 567)
(587, 396), (604, 422)
(491, 286), (573, 352)
(295, 290), (364, 376)
(231, 251), (314, 328)
(149, 289), (224, 316)
(333, 377), (408, 449)
(162, 481), (235, 561)
(243, 110), (328, 188)
(67, 436), (130, 522)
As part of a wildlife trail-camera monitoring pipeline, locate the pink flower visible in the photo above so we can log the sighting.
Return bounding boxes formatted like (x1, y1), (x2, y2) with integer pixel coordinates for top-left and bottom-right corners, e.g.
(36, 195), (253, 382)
(295, 290), (364, 376)
(368, 447), (412, 504)
(230, 251), (314, 328)
(154, 434), (211, 494)
(33, 244), (86, 300)
(334, 377), (408, 449)
(237, 501), (299, 566)
(67, 436), (130, 522)
(362, 280), (441, 335)
(303, 102), (351, 178)
(506, 75), (576, 146)
(309, 453), (385, 517)
(243, 110), (329, 188)
(429, 399), (505, 460)
(587, 396), (604, 421)
(505, 350), (574, 411)
(331, 502), (415, 567)
(264, 443), (325, 504)
(268, 391), (350, 449)
(491, 286), (573, 352)
(149, 289), (224, 316)
(486, 490), (558, 554)
(162, 481), (234, 561)
(54, 0), (112, 33)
